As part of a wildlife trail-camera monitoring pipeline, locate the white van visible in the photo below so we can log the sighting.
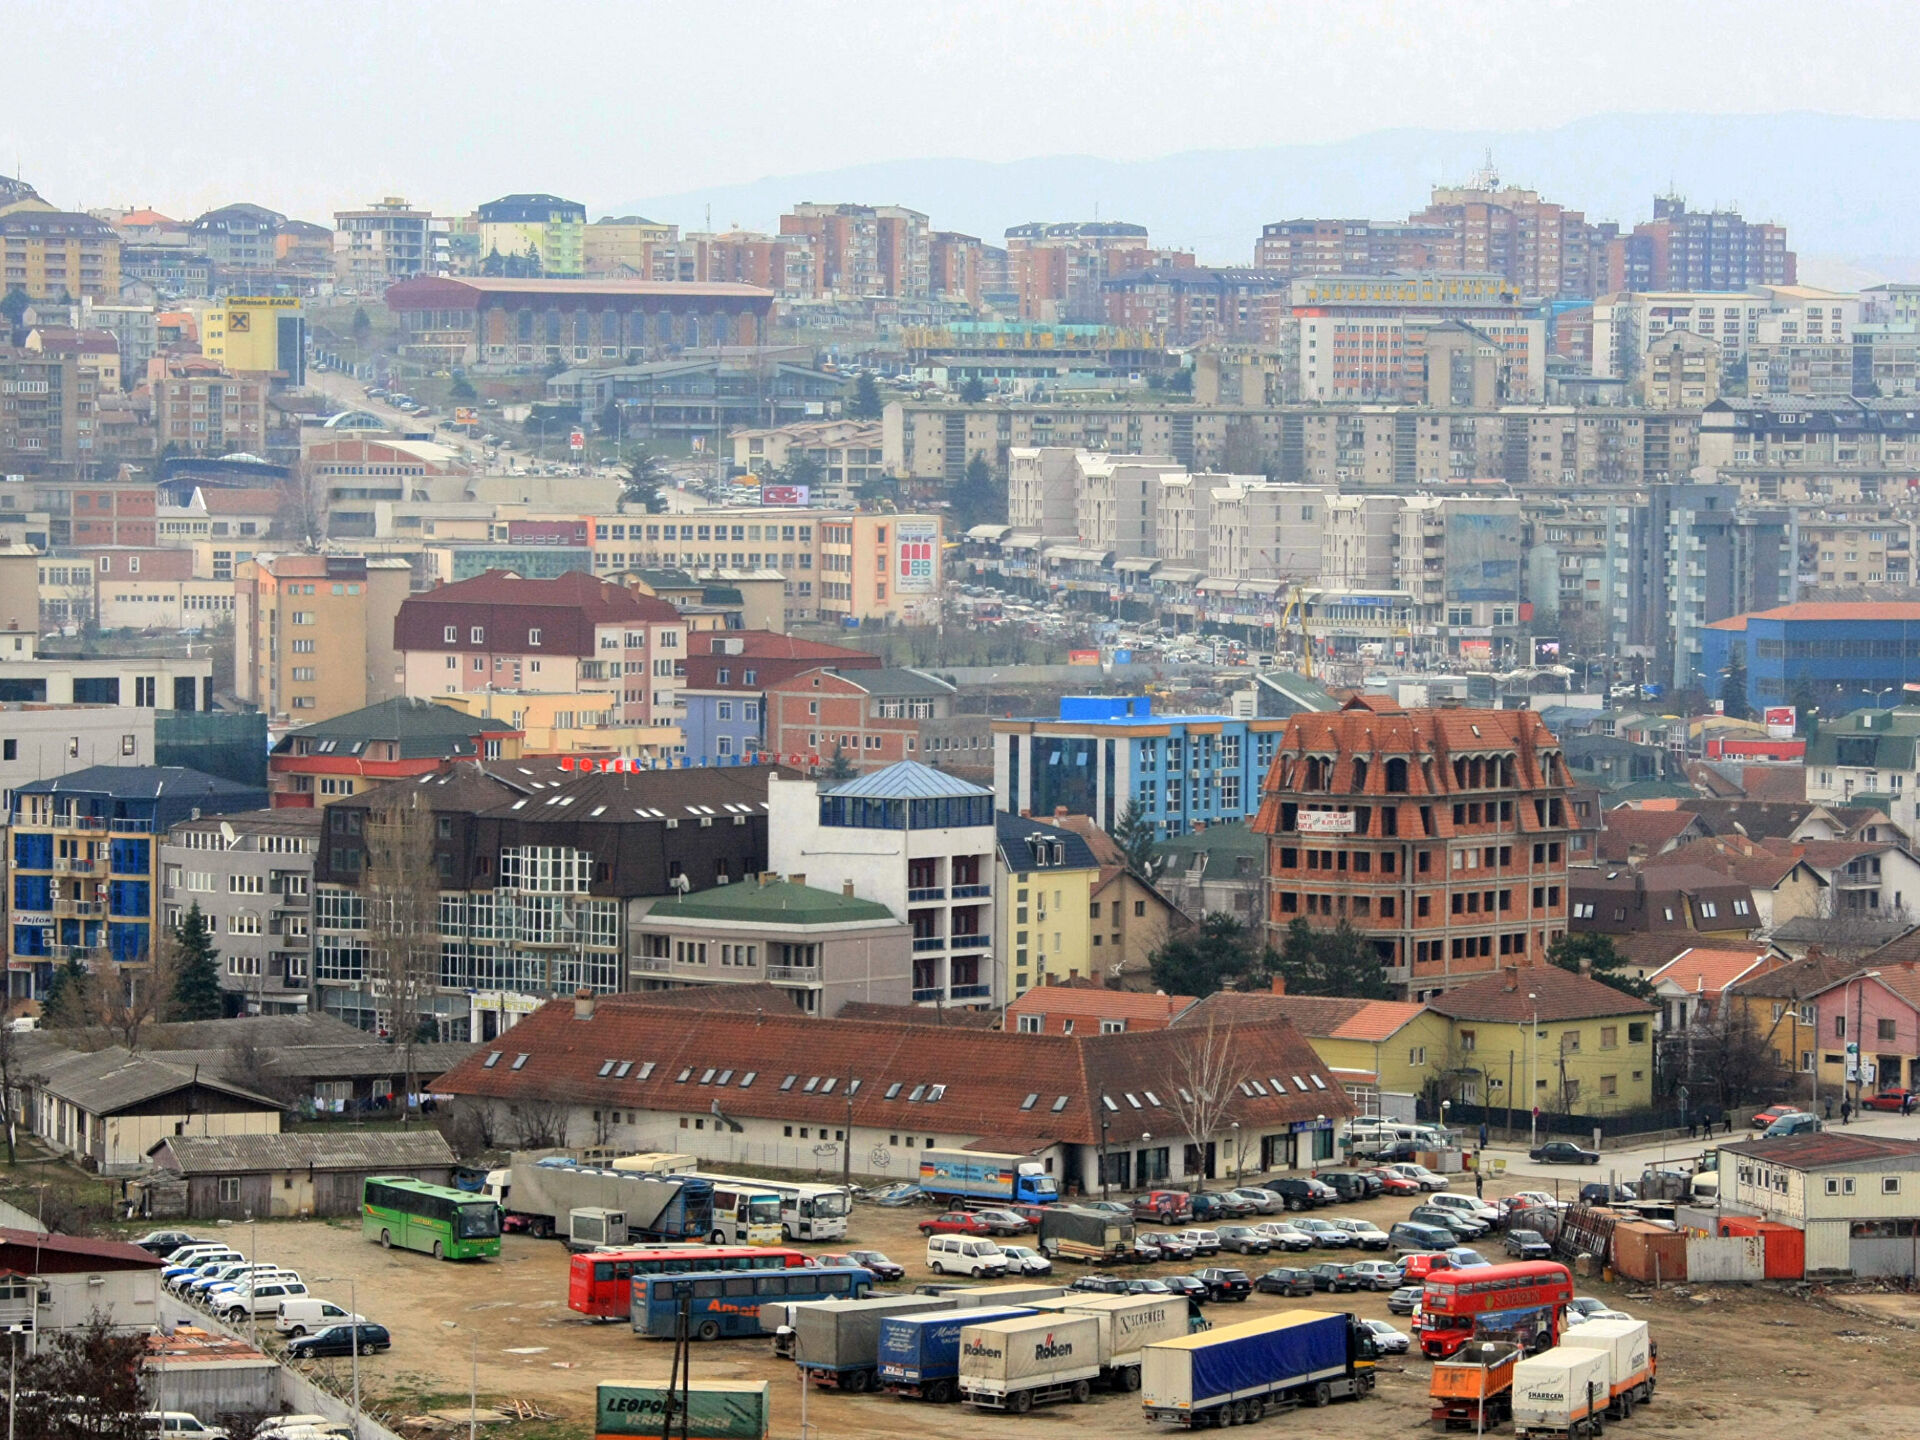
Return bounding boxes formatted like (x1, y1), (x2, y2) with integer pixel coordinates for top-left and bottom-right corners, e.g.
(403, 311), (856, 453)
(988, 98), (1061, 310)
(926, 1235), (1007, 1278)
(145, 1415), (228, 1440)
(275, 1298), (365, 1336)
(218, 1279), (308, 1321)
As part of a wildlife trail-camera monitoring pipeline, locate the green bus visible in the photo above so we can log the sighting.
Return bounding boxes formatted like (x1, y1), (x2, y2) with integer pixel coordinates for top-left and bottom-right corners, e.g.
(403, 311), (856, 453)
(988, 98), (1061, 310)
(362, 1176), (502, 1260)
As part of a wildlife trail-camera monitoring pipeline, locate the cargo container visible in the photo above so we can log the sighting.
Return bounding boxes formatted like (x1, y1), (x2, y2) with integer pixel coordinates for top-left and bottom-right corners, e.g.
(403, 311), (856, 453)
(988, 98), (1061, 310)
(949, 1283), (1067, 1309)
(1037, 1205), (1133, 1263)
(919, 1149), (1059, 1205)
(594, 1381), (769, 1440)
(1510, 1346), (1610, 1439)
(1428, 1339), (1519, 1431)
(877, 1306), (1035, 1403)
(957, 1312), (1103, 1414)
(1716, 1215), (1804, 1279)
(792, 1295), (957, 1392)
(1026, 1293), (1194, 1390)
(1610, 1220), (1689, 1285)
(1555, 1317), (1655, 1417)
(1140, 1310), (1376, 1427)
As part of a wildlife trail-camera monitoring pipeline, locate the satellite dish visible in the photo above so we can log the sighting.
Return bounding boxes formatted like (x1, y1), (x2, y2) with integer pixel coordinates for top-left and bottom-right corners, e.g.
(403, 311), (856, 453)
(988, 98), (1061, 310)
(219, 821), (236, 846)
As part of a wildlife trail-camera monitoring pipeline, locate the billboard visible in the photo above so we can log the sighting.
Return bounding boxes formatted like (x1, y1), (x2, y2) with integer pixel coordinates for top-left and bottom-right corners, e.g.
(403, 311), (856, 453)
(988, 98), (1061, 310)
(895, 521), (938, 593)
(453, 406), (478, 426)
(597, 1383), (768, 1440)
(1763, 705), (1797, 740)
(1297, 811), (1356, 834)
(1068, 650), (1100, 666)
(761, 484), (810, 506)
(1444, 510), (1522, 603)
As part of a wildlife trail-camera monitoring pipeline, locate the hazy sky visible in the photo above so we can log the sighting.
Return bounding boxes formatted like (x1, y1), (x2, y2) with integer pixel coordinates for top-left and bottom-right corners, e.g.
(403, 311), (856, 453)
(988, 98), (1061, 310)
(8, 0), (1920, 221)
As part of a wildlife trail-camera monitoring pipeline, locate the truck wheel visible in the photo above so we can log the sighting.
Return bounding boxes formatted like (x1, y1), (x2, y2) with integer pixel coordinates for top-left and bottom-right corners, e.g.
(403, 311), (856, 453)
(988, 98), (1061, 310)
(926, 1380), (952, 1404)
(711, 1230), (728, 1245)
(696, 1320), (721, 1342)
(1120, 1366), (1141, 1392)
(1311, 1382), (1332, 1408)
(1071, 1380), (1090, 1404)
(782, 1224), (794, 1241)
(845, 1369), (870, 1394)
(431, 1241), (443, 1260)
(1009, 1390), (1032, 1415)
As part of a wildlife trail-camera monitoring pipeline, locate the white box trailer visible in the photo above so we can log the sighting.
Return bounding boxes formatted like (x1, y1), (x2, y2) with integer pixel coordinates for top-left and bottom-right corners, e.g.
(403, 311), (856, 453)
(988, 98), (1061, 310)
(1511, 1347), (1611, 1439)
(1028, 1293), (1193, 1390)
(950, 1283), (1067, 1309)
(1555, 1317), (1655, 1417)
(957, 1312), (1102, 1414)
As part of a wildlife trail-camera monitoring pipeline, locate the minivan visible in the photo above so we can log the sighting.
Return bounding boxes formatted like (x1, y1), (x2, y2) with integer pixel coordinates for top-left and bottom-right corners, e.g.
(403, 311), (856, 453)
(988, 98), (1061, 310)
(1762, 1112), (1822, 1138)
(1388, 1221), (1458, 1254)
(277, 1298), (365, 1336)
(925, 1235), (1007, 1278)
(218, 1279), (308, 1321)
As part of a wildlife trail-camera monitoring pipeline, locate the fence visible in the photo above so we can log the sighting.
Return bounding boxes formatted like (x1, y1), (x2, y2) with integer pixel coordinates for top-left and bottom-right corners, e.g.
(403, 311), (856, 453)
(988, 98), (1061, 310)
(1419, 1098), (1714, 1142)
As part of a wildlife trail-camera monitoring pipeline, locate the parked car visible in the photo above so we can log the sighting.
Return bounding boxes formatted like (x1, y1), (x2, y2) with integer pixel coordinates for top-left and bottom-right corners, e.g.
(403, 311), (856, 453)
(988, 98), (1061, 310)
(842, 1249), (904, 1281)
(1251, 1222), (1313, 1253)
(285, 1324), (390, 1360)
(1750, 1102), (1801, 1131)
(277, 1299), (365, 1336)
(1411, 1205), (1487, 1240)
(1529, 1140), (1601, 1165)
(1346, 1260), (1404, 1291)
(1146, 1232), (1197, 1261)
(1501, 1191), (1565, 1217)
(1389, 1222), (1459, 1255)
(1329, 1218), (1390, 1251)
(1003, 1203), (1052, 1228)
(1762, 1112), (1822, 1138)
(1254, 1266), (1315, 1297)
(1292, 1218), (1355, 1248)
(1504, 1228), (1553, 1261)
(1083, 1199), (1136, 1220)
(1213, 1225), (1271, 1255)
(925, 1236), (1006, 1278)
(134, 1231), (202, 1257)
(1224, 1187), (1286, 1214)
(1309, 1171), (1370, 1203)
(1307, 1263), (1361, 1293)
(1266, 1178), (1323, 1211)
(918, 1211), (992, 1236)
(1367, 1168), (1421, 1196)
(1443, 1247), (1491, 1269)
(1399, 1251), (1455, 1283)
(972, 1208), (1034, 1236)
(1385, 1163), (1450, 1191)
(1359, 1318), (1411, 1355)
(1565, 1296), (1612, 1321)
(867, 1182), (922, 1207)
(1125, 1277), (1174, 1296)
(145, 1414), (228, 1440)
(1069, 1274), (1130, 1295)
(1863, 1089), (1917, 1112)
(1172, 1228), (1221, 1256)
(1160, 1274), (1210, 1304)
(1130, 1191), (1192, 1225)
(218, 1279), (308, 1321)
(1192, 1267), (1253, 1302)
(998, 1245), (1053, 1277)
(1426, 1193), (1503, 1230)
(1387, 1284), (1423, 1315)
(1302, 1178), (1340, 1206)
(1578, 1183), (1638, 1205)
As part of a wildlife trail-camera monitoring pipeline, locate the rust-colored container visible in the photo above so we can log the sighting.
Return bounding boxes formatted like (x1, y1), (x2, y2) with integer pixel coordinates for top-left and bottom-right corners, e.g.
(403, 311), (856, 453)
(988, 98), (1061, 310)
(1611, 1220), (1688, 1283)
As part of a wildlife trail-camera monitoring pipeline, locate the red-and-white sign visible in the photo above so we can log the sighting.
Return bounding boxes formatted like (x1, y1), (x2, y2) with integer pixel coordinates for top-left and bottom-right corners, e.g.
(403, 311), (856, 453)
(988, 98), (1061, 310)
(1297, 811), (1356, 834)
(568, 429), (585, 451)
(1763, 705), (1796, 740)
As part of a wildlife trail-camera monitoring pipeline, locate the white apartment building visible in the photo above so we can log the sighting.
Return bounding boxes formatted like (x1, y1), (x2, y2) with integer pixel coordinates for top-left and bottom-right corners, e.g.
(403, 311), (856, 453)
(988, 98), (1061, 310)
(766, 763), (999, 1010)
(1593, 286), (1859, 380)
(1006, 446), (1081, 538)
(1320, 495), (1401, 590)
(1076, 453), (1183, 558)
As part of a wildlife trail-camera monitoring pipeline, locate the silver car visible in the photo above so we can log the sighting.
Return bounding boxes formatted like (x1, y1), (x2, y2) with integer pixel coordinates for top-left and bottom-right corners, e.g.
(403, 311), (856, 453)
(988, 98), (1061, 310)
(1225, 1187), (1287, 1215)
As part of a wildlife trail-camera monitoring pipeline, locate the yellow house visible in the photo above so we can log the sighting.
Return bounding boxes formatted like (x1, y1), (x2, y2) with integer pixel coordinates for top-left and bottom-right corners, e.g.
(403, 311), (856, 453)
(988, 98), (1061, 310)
(201, 296), (304, 377)
(1725, 952), (1860, 1084)
(1426, 965), (1659, 1116)
(994, 815), (1099, 997)
(431, 691), (684, 761)
(1192, 989), (1452, 1113)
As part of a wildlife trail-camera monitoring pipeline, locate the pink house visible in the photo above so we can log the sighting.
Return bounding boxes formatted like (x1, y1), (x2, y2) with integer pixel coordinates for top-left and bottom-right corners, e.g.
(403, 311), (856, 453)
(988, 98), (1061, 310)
(1809, 962), (1920, 1099)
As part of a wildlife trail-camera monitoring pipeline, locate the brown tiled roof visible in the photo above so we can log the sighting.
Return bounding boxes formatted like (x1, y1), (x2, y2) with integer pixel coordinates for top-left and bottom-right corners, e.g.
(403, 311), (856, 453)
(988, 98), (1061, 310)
(1739, 766), (1807, 803)
(1678, 799), (1817, 840)
(1610, 932), (1703, 973)
(1423, 964), (1655, 1022)
(1645, 947), (1778, 996)
(1728, 950), (1864, 999)
(836, 1002), (1000, 1028)
(1639, 835), (1821, 890)
(437, 993), (1350, 1144)
(196, 487), (282, 514)
(1180, 992), (1425, 1043)
(1596, 808), (1703, 863)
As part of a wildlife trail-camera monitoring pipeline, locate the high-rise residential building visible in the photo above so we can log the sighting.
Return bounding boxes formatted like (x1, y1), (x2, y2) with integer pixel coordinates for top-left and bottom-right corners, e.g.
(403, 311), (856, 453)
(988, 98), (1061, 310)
(1253, 218), (1449, 276)
(1292, 273), (1548, 401)
(0, 348), (88, 473)
(233, 552), (414, 723)
(778, 203), (929, 298)
(1099, 267), (1289, 344)
(1616, 195), (1795, 292)
(582, 215), (677, 276)
(152, 357), (270, 454)
(476, 193), (588, 276)
(1003, 221), (1178, 323)
(1408, 180), (1598, 300)
(0, 208), (121, 301)
(1251, 696), (1573, 998)
(928, 231), (982, 307)
(333, 197), (431, 292)
(160, 808), (321, 1013)
(189, 203), (285, 286)
(1591, 286), (1855, 382)
(80, 301), (158, 380)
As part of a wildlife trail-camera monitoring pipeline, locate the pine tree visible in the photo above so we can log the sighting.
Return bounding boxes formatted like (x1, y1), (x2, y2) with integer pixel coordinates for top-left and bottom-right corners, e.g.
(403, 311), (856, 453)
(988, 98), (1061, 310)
(848, 372), (883, 420)
(169, 903), (224, 1021)
(825, 744), (858, 780)
(40, 956), (90, 1030)
(1109, 801), (1156, 877)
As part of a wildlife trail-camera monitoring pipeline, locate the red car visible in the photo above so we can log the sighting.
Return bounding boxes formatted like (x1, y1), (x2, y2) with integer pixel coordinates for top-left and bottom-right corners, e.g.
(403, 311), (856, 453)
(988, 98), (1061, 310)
(1368, 1167), (1421, 1196)
(1863, 1089), (1917, 1112)
(918, 1211), (992, 1237)
(1750, 1103), (1800, 1131)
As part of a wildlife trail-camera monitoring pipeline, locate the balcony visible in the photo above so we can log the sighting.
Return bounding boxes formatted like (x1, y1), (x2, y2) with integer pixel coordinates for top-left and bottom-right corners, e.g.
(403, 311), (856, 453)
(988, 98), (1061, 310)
(635, 954), (671, 973)
(906, 886), (946, 904)
(911, 987), (944, 1003)
(55, 857), (105, 876)
(53, 898), (103, 918)
(766, 965), (820, 983)
(911, 936), (947, 953)
(948, 933), (990, 952)
(950, 983), (991, 1000)
(951, 884), (991, 900)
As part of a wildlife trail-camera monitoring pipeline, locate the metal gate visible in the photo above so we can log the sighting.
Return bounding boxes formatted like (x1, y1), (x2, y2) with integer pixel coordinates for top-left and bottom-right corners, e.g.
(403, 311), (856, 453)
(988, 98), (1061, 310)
(1848, 1219), (1920, 1278)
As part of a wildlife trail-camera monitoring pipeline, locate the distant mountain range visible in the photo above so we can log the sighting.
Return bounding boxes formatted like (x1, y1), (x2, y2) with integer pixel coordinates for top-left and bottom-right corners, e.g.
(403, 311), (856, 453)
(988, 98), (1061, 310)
(611, 112), (1920, 282)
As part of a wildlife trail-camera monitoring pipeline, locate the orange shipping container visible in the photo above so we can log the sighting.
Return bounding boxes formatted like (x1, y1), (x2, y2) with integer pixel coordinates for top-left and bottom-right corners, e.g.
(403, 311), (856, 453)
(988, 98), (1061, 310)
(1755, 1220), (1804, 1279)
(1611, 1220), (1688, 1284)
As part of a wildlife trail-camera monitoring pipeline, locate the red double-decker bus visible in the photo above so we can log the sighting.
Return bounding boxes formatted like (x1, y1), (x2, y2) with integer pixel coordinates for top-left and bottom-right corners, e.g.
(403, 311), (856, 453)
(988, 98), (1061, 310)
(568, 1245), (808, 1319)
(1418, 1260), (1573, 1358)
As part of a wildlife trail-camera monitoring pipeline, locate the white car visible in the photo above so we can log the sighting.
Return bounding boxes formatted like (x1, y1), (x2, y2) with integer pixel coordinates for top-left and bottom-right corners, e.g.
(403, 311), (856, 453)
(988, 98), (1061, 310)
(1386, 1163), (1451, 1191)
(1565, 1307), (1634, 1326)
(996, 1245), (1053, 1277)
(1426, 1193), (1502, 1226)
(146, 1414), (228, 1440)
(1358, 1318), (1410, 1355)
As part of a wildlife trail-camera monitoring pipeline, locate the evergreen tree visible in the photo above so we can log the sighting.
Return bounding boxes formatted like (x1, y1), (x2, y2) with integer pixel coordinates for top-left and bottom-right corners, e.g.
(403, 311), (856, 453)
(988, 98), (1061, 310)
(1270, 918), (1393, 998)
(168, 903), (224, 1021)
(40, 956), (90, 1030)
(959, 375), (987, 403)
(1547, 931), (1653, 1001)
(0, 287), (29, 327)
(1109, 801), (1156, 877)
(1719, 655), (1751, 720)
(621, 448), (668, 513)
(825, 744), (858, 780)
(951, 452), (1005, 531)
(449, 373), (478, 402)
(848, 371), (883, 420)
(1148, 914), (1272, 997)
(350, 306), (372, 346)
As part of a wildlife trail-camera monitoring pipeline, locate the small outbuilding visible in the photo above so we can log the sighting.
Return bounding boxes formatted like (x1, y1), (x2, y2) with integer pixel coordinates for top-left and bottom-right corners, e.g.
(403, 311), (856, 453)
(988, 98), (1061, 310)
(141, 1131), (458, 1219)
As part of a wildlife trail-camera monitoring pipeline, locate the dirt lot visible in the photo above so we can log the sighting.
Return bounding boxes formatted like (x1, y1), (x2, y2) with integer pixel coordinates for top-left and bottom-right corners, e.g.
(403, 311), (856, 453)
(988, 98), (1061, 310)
(224, 1175), (1920, 1440)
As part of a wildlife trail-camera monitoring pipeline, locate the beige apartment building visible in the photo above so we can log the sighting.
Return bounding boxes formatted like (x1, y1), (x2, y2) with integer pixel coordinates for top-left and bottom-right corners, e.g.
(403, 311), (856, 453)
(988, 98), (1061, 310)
(233, 552), (411, 722)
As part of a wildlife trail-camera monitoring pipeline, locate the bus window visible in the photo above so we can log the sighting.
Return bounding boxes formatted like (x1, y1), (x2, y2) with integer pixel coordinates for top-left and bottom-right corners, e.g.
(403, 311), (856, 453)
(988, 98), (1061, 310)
(693, 1279), (724, 1298)
(757, 1275), (788, 1295)
(821, 1274), (848, 1294)
(723, 1277), (754, 1297)
(614, 1262), (632, 1280)
(594, 1262), (614, 1282)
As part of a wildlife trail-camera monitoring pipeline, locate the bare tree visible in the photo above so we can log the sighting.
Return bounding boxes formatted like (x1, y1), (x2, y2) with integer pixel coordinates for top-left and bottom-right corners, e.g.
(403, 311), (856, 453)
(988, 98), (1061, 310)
(88, 942), (180, 1052)
(220, 1032), (302, 1109)
(0, 989), (45, 1165)
(276, 460), (328, 546)
(1160, 1017), (1254, 1191)
(1660, 1004), (1791, 1115)
(362, 793), (442, 1123)
(508, 1099), (570, 1149)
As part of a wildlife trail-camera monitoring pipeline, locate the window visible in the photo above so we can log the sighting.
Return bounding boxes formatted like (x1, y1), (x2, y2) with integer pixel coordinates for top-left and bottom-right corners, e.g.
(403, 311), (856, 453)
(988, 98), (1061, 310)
(1600, 1026), (1617, 1048)
(528, 628), (542, 647)
(1017, 1015), (1040, 1033)
(471, 626), (485, 644)
(1886, 1177), (1902, 1195)
(217, 1178), (240, 1203)
(1879, 1018), (1898, 1042)
(1408, 1046), (1426, 1065)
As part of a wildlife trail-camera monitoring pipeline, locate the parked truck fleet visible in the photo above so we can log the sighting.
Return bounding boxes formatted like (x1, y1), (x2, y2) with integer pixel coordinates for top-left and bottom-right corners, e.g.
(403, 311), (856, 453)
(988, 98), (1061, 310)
(1140, 1310), (1377, 1427)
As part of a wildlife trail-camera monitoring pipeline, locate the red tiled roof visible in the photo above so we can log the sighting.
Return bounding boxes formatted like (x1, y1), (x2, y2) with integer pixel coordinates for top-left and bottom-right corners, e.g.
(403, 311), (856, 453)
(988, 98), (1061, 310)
(1645, 947), (1778, 996)
(695, 631), (877, 662)
(197, 487), (282, 514)
(0, 1228), (159, 1270)
(1719, 1133), (1920, 1168)
(410, 570), (680, 620)
(1181, 992), (1425, 1043)
(1423, 963), (1655, 1022)
(1004, 986), (1196, 1028)
(1719, 602), (1920, 624)
(1639, 835), (1817, 890)
(1739, 766), (1807, 803)
(436, 993), (1349, 1144)
(1597, 808), (1703, 863)
(836, 1002), (1000, 1028)
(1727, 950), (1863, 998)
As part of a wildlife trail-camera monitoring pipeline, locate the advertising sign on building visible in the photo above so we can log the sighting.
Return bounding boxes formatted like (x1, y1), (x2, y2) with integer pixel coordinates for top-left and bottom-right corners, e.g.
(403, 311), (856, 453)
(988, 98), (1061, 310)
(454, 406), (478, 426)
(761, 485), (810, 506)
(596, 1383), (769, 1440)
(568, 429), (585, 451)
(1068, 650), (1099, 666)
(896, 521), (938, 593)
(1763, 705), (1796, 740)
(1297, 811), (1356, 834)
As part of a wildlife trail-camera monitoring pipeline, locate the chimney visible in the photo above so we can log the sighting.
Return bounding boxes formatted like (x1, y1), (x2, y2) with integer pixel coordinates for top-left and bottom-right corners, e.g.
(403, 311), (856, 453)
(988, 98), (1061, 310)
(1580, 957), (1593, 976)
(842, 879), (855, 897)
(573, 988), (595, 1021)
(1020, 808), (1032, 818)
(759, 871), (771, 887)
(789, 873), (806, 887)
(1055, 806), (1069, 821)
(1269, 976), (1286, 995)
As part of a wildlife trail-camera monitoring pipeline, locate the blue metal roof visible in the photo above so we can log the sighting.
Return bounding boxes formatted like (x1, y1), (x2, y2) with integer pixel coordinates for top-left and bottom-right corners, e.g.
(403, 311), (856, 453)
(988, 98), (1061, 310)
(822, 761), (993, 800)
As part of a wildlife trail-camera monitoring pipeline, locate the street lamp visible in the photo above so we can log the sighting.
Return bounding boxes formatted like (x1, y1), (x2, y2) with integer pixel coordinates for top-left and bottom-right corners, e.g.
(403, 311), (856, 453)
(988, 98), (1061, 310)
(439, 1321), (477, 1440)
(1229, 1121), (1241, 1184)
(316, 1277), (360, 1430)
(1099, 1113), (1111, 1199)
(6, 1322), (26, 1440)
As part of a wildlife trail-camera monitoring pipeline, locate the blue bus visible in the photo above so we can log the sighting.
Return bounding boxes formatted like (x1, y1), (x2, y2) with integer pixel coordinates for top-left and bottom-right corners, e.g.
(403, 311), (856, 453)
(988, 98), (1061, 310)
(631, 1265), (875, 1341)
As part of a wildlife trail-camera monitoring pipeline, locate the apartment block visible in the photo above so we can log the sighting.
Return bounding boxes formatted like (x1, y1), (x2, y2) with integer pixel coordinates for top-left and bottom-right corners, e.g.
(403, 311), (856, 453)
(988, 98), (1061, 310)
(582, 215), (677, 276)
(476, 193), (587, 275)
(153, 358), (269, 455)
(1252, 696), (1573, 997)
(0, 348), (88, 473)
(1618, 195), (1794, 291)
(160, 808), (321, 1013)
(233, 552), (413, 723)
(332, 197), (430, 293)
(764, 667), (972, 776)
(1293, 273), (1548, 401)
(779, 203), (928, 298)
(1004, 221), (1173, 323)
(0, 208), (121, 300)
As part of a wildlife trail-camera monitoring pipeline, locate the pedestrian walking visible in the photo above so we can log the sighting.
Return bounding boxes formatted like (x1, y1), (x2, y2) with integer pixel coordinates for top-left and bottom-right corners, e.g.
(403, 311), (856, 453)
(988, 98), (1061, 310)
(1903, 1092), (1913, 1118)
(1479, 1121), (1489, 1150)
(1687, 1117), (1697, 1140)
(1842, 1099), (1853, 1125)
(1475, 1168), (1485, 1200)
(1725, 1112), (1733, 1136)
(1825, 1096), (1834, 1120)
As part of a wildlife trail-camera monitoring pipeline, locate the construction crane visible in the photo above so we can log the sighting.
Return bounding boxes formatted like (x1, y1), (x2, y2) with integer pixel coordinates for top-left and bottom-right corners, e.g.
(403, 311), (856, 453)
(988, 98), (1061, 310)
(1279, 584), (1316, 678)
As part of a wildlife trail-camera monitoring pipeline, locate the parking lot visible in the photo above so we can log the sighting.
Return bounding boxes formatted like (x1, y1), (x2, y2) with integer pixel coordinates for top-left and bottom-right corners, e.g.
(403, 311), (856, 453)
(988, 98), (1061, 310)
(202, 1169), (1920, 1440)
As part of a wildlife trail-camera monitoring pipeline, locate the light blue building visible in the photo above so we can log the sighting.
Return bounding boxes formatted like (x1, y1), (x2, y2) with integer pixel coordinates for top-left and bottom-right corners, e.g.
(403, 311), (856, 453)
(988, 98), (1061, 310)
(992, 697), (1291, 837)
(679, 687), (764, 764)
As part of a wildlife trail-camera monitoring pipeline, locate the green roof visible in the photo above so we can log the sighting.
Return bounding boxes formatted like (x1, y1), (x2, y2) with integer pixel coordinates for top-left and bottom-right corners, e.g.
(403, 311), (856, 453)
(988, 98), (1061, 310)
(1151, 820), (1264, 861)
(644, 880), (895, 927)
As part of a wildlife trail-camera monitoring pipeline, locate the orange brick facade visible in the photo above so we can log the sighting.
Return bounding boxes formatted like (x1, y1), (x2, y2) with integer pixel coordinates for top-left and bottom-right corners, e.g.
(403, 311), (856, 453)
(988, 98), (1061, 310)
(765, 670), (931, 774)
(1253, 697), (1572, 998)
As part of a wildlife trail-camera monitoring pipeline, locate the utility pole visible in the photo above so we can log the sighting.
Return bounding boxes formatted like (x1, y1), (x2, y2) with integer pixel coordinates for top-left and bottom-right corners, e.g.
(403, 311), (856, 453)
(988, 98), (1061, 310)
(1507, 1051), (1515, 1142)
